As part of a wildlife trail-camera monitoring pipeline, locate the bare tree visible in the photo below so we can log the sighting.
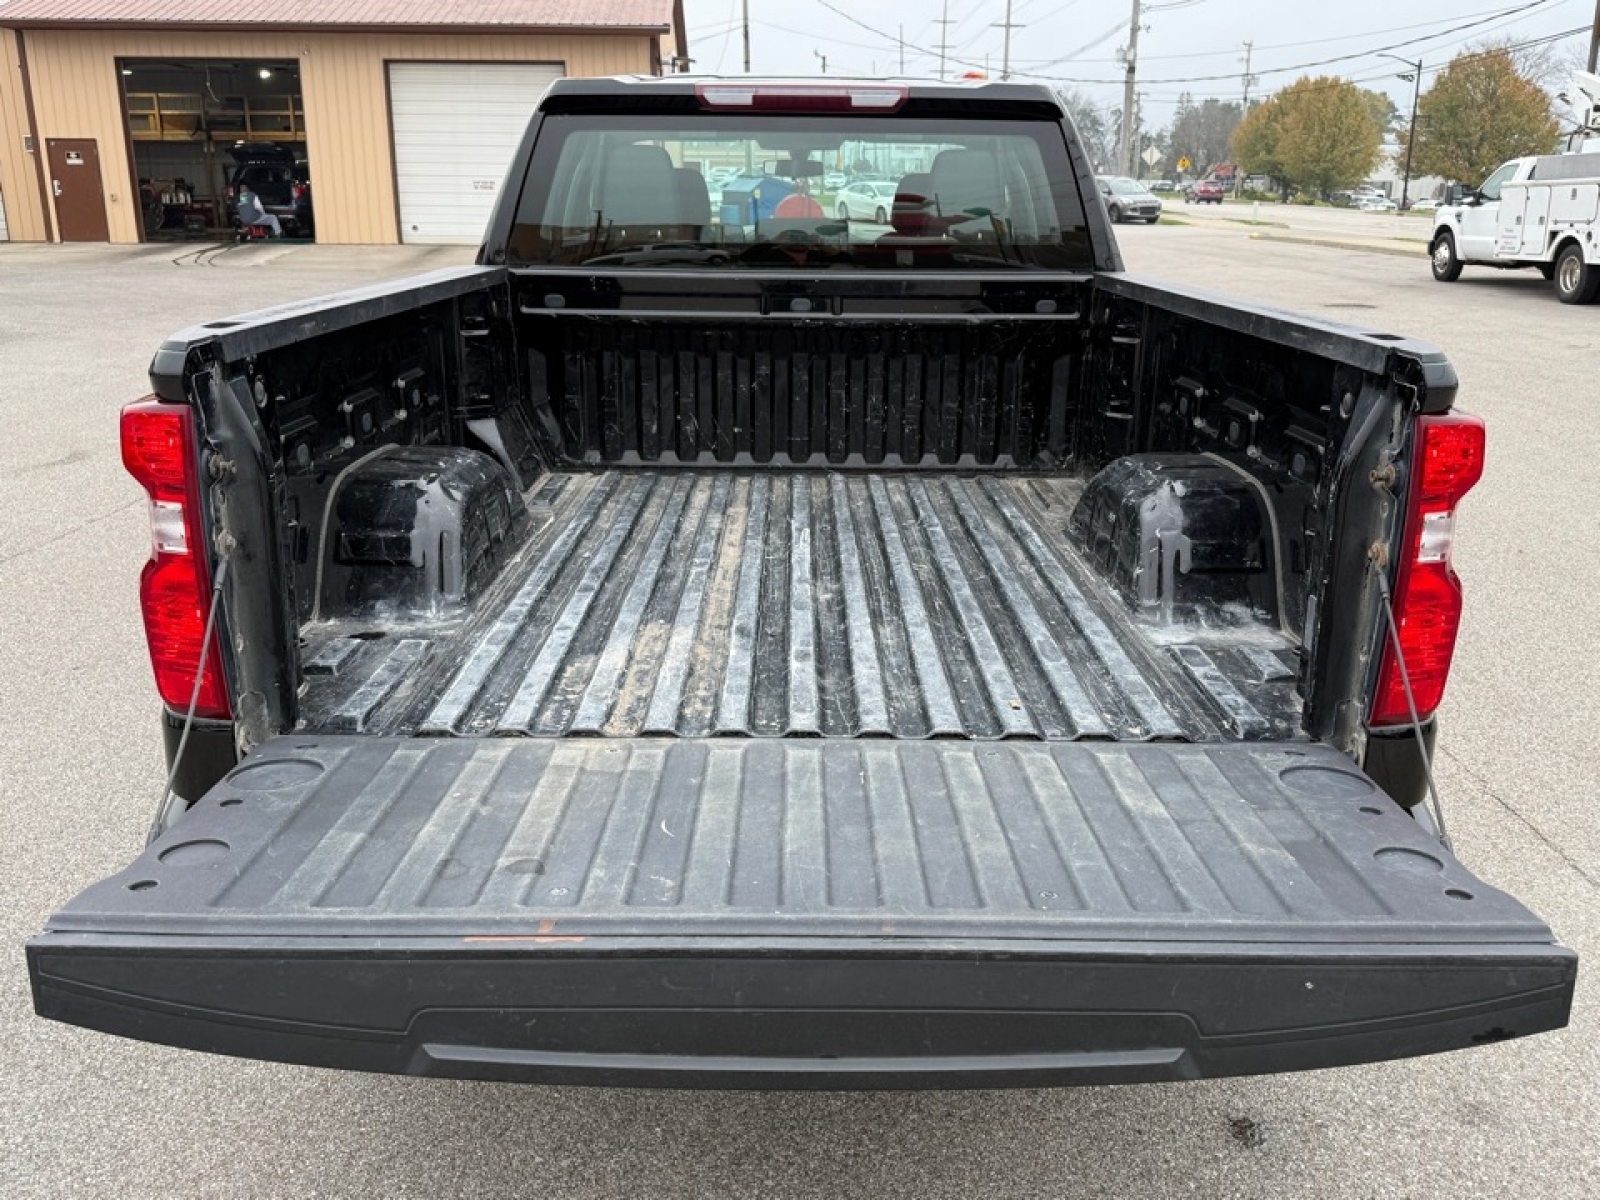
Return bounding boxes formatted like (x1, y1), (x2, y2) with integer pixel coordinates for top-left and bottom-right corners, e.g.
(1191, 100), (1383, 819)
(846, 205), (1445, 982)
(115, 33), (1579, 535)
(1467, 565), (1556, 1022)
(1058, 88), (1117, 172)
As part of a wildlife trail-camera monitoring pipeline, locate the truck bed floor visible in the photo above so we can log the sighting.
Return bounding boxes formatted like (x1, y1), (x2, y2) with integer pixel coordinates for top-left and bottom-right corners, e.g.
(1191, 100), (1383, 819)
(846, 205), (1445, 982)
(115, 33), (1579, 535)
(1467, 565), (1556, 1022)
(297, 472), (1302, 742)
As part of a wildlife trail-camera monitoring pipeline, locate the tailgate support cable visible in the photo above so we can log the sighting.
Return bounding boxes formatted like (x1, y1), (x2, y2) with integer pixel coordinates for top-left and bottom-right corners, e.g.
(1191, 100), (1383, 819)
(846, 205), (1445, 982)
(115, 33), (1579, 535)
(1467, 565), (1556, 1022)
(148, 556), (230, 844)
(1372, 564), (1450, 848)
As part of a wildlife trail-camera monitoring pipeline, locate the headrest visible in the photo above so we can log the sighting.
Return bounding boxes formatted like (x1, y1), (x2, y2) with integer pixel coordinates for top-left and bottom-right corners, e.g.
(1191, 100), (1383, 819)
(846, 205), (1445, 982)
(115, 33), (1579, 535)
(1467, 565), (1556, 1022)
(892, 173), (935, 234)
(673, 168), (711, 227)
(600, 144), (680, 226)
(930, 149), (1004, 221)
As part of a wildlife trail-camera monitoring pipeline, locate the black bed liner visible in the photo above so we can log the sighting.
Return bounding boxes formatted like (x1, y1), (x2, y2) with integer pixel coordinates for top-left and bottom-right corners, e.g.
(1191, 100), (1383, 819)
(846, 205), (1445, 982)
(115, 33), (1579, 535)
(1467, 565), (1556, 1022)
(297, 471), (1304, 742)
(29, 736), (1574, 1086)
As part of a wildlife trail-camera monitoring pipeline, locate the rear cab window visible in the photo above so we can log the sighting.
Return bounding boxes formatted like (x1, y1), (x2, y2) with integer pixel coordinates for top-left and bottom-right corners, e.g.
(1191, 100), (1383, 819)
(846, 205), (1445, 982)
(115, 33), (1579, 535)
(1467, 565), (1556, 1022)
(508, 104), (1093, 270)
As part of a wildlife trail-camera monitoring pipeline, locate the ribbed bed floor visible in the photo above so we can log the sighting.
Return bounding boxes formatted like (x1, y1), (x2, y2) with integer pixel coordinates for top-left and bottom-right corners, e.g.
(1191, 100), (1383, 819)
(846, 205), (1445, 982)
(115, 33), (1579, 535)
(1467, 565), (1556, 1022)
(296, 472), (1304, 742)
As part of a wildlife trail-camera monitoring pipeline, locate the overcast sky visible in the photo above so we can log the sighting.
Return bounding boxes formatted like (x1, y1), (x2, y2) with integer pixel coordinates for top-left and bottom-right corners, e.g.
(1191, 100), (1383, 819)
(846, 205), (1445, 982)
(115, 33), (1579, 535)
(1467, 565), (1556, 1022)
(680, 0), (1595, 125)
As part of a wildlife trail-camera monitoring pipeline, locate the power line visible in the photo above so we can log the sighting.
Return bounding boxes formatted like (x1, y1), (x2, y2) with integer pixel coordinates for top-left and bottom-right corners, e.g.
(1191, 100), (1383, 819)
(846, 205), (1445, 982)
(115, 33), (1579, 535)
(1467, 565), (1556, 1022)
(708, 0), (740, 73)
(795, 0), (1578, 102)
(1060, 1), (1582, 64)
(1006, 0), (1566, 84)
(1134, 26), (1589, 101)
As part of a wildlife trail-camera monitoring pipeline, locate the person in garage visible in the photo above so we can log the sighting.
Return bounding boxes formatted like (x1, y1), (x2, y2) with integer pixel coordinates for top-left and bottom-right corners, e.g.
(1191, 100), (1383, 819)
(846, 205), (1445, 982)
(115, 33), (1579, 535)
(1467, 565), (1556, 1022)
(235, 185), (282, 238)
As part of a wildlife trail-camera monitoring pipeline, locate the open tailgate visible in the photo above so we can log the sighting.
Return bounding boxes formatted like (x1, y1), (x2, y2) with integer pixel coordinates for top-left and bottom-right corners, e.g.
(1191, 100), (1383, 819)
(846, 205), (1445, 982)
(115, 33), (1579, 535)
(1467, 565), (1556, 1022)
(29, 736), (1574, 1088)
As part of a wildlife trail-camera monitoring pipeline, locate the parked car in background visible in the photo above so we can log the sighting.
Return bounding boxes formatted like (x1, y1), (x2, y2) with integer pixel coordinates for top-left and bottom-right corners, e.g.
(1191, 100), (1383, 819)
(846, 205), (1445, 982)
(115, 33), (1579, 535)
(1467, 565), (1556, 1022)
(1150, 178), (1175, 191)
(834, 179), (899, 222)
(823, 171), (847, 191)
(226, 143), (312, 239)
(1335, 186), (1386, 208)
(1357, 196), (1399, 212)
(1184, 178), (1225, 204)
(1095, 175), (1162, 223)
(1408, 199), (1440, 212)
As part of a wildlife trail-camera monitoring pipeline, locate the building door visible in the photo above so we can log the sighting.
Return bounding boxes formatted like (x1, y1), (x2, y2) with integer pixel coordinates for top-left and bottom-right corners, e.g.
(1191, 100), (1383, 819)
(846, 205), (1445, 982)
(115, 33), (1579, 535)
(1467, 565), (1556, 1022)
(388, 63), (562, 245)
(47, 139), (111, 242)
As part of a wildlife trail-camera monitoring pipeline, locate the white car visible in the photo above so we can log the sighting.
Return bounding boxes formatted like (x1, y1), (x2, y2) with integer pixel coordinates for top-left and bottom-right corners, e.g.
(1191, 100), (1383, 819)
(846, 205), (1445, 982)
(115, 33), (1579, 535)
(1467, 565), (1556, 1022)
(1407, 199), (1439, 212)
(823, 172), (847, 191)
(1357, 196), (1398, 212)
(834, 180), (899, 223)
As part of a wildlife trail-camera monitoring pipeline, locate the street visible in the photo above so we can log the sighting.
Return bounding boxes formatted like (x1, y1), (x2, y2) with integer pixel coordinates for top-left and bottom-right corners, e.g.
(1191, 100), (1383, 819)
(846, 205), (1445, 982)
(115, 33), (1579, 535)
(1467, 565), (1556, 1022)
(1, 227), (1595, 1199)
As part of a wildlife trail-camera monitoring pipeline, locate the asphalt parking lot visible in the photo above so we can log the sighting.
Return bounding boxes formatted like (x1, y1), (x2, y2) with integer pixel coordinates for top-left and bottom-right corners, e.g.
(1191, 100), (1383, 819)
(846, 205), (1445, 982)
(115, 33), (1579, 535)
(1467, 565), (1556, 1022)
(2, 227), (1595, 1198)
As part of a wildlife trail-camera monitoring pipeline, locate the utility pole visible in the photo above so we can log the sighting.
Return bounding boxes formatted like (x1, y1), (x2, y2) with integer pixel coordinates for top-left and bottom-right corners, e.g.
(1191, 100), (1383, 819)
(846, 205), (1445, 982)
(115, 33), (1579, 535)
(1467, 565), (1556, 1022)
(1589, 0), (1599, 73)
(814, 50), (827, 75)
(1380, 53), (1423, 210)
(742, 0), (751, 73)
(899, 24), (906, 75)
(1119, 0), (1142, 177)
(936, 0), (953, 80)
(1235, 41), (1256, 195)
(996, 0), (1024, 81)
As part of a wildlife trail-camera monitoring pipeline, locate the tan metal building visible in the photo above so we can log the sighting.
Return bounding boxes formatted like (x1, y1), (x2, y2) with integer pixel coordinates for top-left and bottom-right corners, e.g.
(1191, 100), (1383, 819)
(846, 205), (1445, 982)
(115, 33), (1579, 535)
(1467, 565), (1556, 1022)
(0, 0), (686, 245)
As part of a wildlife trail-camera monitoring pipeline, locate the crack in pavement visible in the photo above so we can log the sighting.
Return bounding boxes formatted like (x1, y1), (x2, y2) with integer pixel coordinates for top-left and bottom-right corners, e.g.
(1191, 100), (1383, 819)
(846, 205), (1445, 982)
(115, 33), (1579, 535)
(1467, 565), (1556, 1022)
(0, 497), (142, 568)
(1440, 743), (1600, 894)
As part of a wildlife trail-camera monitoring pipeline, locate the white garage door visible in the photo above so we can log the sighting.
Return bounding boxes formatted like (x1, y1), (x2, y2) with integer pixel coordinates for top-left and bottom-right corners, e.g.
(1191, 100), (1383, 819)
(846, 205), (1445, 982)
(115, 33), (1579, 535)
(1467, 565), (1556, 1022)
(389, 62), (563, 245)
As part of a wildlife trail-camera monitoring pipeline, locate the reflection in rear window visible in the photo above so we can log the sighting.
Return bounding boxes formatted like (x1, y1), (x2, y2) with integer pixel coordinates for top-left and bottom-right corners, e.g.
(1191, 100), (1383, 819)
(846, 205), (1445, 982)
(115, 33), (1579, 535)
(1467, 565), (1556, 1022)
(508, 113), (1092, 270)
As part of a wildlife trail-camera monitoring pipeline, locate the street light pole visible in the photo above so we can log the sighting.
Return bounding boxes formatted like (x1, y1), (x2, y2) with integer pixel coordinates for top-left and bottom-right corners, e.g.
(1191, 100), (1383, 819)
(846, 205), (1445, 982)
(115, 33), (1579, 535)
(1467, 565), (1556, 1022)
(1381, 53), (1423, 210)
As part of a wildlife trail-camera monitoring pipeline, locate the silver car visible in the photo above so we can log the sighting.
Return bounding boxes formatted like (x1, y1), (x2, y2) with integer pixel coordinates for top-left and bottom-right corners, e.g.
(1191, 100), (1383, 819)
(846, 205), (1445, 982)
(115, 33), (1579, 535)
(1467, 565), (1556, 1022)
(1096, 176), (1163, 224)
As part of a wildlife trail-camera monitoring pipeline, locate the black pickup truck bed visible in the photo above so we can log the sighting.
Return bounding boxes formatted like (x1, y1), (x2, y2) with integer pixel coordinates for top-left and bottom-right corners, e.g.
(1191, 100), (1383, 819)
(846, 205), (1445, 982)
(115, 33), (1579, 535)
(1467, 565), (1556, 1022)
(298, 471), (1301, 742)
(32, 735), (1572, 1087)
(29, 77), (1575, 1089)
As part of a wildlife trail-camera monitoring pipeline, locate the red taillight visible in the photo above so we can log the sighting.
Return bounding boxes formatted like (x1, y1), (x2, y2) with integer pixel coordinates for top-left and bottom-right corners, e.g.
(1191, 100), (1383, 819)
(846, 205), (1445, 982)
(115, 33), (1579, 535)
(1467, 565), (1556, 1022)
(292, 182), (307, 201)
(121, 399), (231, 720)
(695, 82), (908, 112)
(1371, 413), (1486, 727)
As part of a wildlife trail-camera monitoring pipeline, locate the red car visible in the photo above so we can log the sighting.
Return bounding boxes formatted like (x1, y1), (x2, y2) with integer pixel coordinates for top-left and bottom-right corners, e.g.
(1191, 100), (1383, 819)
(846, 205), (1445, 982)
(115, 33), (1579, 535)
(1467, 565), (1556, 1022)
(1184, 178), (1226, 204)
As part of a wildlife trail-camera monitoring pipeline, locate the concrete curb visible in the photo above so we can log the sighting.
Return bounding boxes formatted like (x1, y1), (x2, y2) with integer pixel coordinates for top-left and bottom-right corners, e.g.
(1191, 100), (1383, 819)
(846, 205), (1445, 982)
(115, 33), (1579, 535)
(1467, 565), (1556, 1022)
(1248, 231), (1428, 259)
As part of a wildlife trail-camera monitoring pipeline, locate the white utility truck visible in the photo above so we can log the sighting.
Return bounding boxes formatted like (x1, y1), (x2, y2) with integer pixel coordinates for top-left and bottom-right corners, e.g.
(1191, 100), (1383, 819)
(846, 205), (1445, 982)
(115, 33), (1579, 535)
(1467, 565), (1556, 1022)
(1430, 72), (1600, 304)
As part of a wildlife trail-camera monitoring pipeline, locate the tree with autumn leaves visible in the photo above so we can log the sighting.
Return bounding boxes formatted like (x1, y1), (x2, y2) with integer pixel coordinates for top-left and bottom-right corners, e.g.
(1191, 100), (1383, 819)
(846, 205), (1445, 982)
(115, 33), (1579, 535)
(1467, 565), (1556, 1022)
(1231, 48), (1557, 203)
(1231, 76), (1383, 200)
(1404, 47), (1558, 188)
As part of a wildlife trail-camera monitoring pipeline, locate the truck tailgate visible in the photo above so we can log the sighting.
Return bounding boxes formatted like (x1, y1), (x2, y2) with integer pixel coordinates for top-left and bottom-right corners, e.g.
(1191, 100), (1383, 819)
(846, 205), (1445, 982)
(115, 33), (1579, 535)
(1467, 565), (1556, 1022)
(29, 737), (1573, 1087)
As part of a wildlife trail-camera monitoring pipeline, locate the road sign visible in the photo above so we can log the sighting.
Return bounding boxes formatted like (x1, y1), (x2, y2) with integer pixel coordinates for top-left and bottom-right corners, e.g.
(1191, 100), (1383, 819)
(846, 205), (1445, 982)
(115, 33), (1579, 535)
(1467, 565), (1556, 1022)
(1142, 146), (1161, 167)
(1177, 156), (1192, 171)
